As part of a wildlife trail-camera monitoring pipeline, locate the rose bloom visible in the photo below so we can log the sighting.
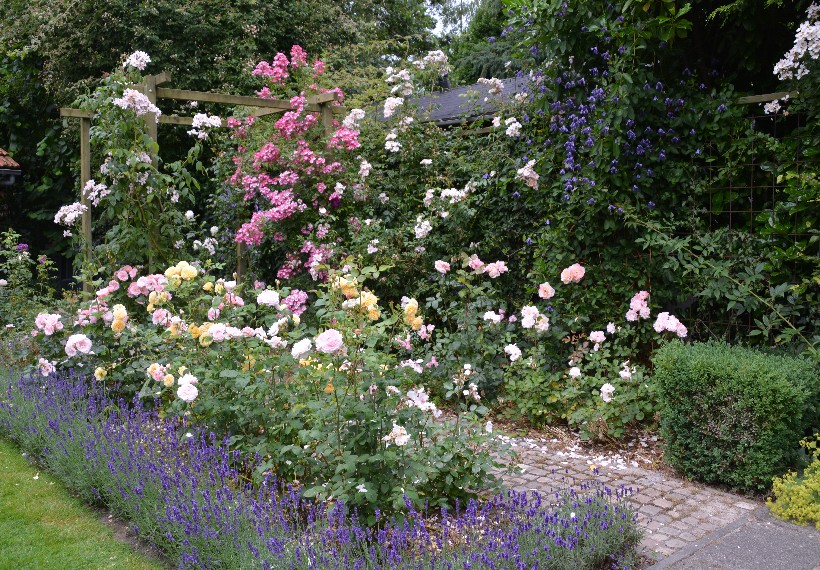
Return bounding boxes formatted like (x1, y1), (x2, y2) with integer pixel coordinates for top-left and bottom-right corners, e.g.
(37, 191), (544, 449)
(291, 338), (312, 359)
(504, 343), (522, 362)
(600, 383), (616, 403)
(257, 289), (280, 306)
(434, 260), (450, 274)
(538, 282), (555, 299)
(315, 328), (345, 354)
(177, 382), (199, 403)
(568, 366), (581, 378)
(560, 263), (586, 284)
(65, 333), (92, 357)
(589, 330), (606, 344)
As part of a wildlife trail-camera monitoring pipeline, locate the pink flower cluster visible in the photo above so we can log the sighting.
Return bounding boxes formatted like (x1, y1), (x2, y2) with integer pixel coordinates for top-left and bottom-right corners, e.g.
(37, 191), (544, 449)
(34, 313), (63, 336)
(253, 53), (290, 84)
(560, 263), (585, 284)
(114, 265), (138, 281)
(127, 274), (168, 298)
(434, 260), (451, 274)
(96, 279), (121, 299)
(626, 291), (651, 322)
(484, 261), (508, 278)
(65, 333), (92, 357)
(327, 126), (361, 151)
(653, 312), (688, 338)
(283, 289), (308, 315)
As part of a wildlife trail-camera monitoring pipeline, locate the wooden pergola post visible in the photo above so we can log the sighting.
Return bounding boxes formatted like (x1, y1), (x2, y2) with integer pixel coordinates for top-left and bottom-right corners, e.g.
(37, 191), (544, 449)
(79, 116), (92, 297)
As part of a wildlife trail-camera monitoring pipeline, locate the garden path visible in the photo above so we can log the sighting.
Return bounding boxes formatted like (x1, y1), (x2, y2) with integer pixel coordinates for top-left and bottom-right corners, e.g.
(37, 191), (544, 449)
(497, 432), (762, 565)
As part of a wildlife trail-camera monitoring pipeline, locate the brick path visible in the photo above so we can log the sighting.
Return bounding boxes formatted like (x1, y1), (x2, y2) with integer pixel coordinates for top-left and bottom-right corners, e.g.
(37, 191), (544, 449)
(498, 435), (762, 562)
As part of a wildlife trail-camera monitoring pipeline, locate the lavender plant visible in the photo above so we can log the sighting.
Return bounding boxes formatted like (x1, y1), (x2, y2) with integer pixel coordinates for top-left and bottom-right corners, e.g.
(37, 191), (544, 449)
(0, 367), (643, 569)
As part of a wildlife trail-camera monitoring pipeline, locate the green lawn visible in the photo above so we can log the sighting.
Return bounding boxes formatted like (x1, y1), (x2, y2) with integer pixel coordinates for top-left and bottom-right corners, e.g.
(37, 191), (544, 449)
(0, 438), (167, 570)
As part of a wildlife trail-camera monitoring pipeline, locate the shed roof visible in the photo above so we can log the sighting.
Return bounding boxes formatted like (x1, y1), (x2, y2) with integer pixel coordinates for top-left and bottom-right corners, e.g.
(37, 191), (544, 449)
(0, 147), (20, 170)
(411, 76), (532, 126)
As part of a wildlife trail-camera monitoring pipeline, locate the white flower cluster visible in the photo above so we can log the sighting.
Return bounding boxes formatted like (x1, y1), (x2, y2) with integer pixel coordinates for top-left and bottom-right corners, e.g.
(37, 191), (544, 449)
(112, 89), (161, 122)
(384, 130), (402, 152)
(413, 50), (451, 76)
(54, 202), (88, 226)
(188, 113), (222, 139)
(478, 77), (505, 95)
(504, 343), (522, 362)
(505, 117), (522, 137)
(83, 179), (110, 207)
(520, 305), (550, 332)
(382, 423), (410, 446)
(383, 97), (405, 118)
(359, 158), (372, 179)
(192, 237), (218, 255)
(774, 4), (820, 80)
(385, 68), (414, 97)
(123, 51), (151, 71)
(414, 216), (432, 239)
(406, 387), (442, 417)
(342, 108), (366, 129)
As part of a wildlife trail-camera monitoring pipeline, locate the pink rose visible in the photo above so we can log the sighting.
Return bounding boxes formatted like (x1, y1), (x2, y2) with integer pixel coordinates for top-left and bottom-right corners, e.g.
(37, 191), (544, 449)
(589, 330), (606, 344)
(152, 309), (170, 326)
(116, 269), (129, 281)
(65, 333), (92, 357)
(538, 282), (555, 299)
(315, 328), (345, 354)
(560, 263), (585, 284)
(468, 255), (484, 273)
(127, 282), (142, 297)
(434, 260), (450, 274)
(208, 307), (220, 321)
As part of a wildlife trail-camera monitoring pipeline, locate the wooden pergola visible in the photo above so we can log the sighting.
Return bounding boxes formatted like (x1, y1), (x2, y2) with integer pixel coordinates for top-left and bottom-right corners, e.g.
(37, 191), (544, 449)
(60, 72), (346, 292)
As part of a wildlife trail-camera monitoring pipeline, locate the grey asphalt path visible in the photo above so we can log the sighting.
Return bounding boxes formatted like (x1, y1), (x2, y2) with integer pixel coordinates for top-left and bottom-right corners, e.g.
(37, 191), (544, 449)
(653, 506), (820, 570)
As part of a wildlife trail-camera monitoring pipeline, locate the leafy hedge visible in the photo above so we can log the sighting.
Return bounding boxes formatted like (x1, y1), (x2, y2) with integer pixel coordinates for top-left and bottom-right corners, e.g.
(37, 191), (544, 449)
(653, 340), (819, 494)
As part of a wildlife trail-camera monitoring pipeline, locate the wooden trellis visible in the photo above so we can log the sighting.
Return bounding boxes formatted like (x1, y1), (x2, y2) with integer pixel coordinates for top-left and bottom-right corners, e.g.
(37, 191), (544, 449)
(60, 72), (346, 293)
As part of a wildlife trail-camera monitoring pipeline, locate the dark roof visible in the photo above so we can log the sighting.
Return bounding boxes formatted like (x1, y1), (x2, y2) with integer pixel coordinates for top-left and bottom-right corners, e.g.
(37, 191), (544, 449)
(411, 76), (532, 126)
(0, 147), (20, 170)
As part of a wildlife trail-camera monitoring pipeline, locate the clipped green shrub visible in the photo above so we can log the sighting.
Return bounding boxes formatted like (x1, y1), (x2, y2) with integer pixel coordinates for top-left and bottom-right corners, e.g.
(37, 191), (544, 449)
(653, 340), (819, 494)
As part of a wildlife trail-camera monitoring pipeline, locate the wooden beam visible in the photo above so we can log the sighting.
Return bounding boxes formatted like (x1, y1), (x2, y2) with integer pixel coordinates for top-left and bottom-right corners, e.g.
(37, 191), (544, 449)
(154, 71), (172, 86)
(159, 115), (194, 126)
(736, 91), (798, 105)
(157, 88), (294, 110)
(60, 108), (92, 119)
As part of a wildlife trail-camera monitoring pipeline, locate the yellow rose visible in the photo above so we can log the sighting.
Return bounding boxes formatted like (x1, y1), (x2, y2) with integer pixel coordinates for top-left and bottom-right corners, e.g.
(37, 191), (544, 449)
(189, 324), (201, 338)
(148, 291), (158, 305)
(360, 291), (378, 308)
(94, 367), (107, 380)
(178, 366), (187, 375)
(112, 304), (127, 320)
(203, 282), (214, 292)
(180, 266), (198, 280)
(163, 374), (175, 387)
(411, 316), (424, 331)
(215, 282), (225, 294)
(199, 334), (213, 347)
(164, 265), (180, 278)
(111, 319), (126, 333)
(170, 275), (182, 287)
(368, 307), (381, 321)
(324, 379), (334, 393)
(291, 313), (300, 326)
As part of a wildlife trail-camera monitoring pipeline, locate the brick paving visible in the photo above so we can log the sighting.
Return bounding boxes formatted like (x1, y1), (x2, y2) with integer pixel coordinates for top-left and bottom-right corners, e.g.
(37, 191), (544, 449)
(498, 435), (762, 563)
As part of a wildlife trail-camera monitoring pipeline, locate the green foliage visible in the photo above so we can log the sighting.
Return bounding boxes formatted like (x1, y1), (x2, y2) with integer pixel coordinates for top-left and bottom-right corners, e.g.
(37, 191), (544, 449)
(653, 340), (820, 493)
(0, 229), (60, 368)
(767, 434), (820, 529)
